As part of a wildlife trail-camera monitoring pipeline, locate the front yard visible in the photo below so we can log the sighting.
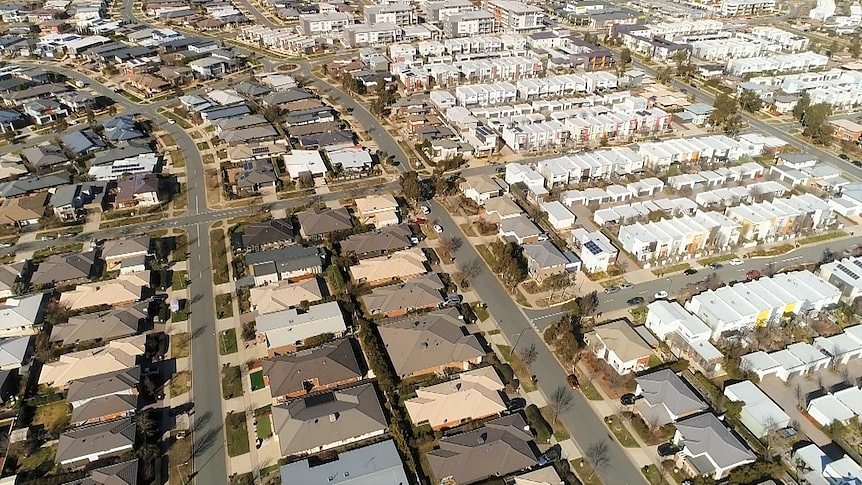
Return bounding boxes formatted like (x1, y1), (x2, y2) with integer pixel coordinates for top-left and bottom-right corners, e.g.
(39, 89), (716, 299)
(219, 328), (238, 355)
(171, 332), (190, 359)
(221, 365), (243, 400)
(226, 412), (250, 457)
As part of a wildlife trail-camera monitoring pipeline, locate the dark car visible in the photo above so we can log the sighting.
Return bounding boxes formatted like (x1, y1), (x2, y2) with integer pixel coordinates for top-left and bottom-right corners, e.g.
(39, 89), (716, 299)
(620, 393), (637, 406)
(627, 296), (645, 305)
(839, 154), (850, 160)
(746, 269), (762, 280)
(683, 268), (698, 275)
(658, 442), (680, 457)
(709, 263), (723, 269)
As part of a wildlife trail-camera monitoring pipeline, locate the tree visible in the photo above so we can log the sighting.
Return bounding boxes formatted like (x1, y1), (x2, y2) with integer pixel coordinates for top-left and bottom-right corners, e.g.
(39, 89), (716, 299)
(548, 386), (574, 424)
(519, 343), (538, 368)
(135, 443), (161, 461)
(136, 409), (156, 437)
(738, 90), (763, 113)
(457, 257), (483, 285)
(801, 102), (834, 144)
(710, 93), (738, 127)
(399, 171), (421, 203)
(585, 441), (610, 478)
(655, 67), (674, 84)
(490, 241), (528, 291)
(792, 92), (810, 122)
(437, 235), (462, 261)
(723, 113), (744, 137)
(829, 40), (840, 57)
(850, 36), (861, 59)
(619, 48), (632, 65)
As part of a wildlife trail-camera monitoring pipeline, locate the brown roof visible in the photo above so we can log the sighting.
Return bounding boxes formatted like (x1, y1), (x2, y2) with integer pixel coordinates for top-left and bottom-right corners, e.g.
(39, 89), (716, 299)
(30, 251), (97, 285)
(0, 191), (48, 225)
(262, 338), (363, 398)
(296, 208), (353, 237)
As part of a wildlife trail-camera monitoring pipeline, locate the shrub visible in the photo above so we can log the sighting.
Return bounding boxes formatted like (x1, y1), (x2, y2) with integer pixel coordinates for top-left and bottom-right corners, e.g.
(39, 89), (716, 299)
(525, 404), (551, 443)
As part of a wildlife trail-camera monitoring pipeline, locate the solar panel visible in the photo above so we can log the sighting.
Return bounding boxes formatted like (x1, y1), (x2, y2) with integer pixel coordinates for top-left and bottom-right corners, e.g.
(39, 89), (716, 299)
(584, 240), (602, 255)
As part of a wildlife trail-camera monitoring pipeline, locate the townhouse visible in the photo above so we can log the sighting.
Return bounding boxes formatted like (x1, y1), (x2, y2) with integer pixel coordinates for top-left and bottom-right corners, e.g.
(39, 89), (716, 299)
(725, 194), (834, 242)
(618, 211), (741, 263)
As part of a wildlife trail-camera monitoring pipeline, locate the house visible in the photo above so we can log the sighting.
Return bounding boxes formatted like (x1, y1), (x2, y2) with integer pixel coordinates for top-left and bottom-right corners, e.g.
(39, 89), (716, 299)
(634, 369), (708, 427)
(250, 277), (324, 315)
(522, 241), (568, 284)
(59, 273), (149, 311)
(483, 196), (523, 223)
(245, 246), (324, 286)
(49, 183), (108, 222)
(426, 414), (540, 485)
(512, 467), (564, 485)
(279, 439), (408, 485)
(673, 413), (756, 480)
(284, 150), (327, 180)
(571, 228), (618, 274)
(0, 191), (48, 227)
(819, 256), (862, 302)
(66, 366), (139, 426)
(679, 103), (714, 126)
(72, 460), (139, 485)
(325, 146), (374, 174)
(830, 118), (862, 141)
(498, 215), (543, 245)
(361, 273), (446, 318)
(102, 237), (150, 271)
(0, 335), (31, 370)
(349, 247), (427, 286)
(540, 201), (576, 231)
(377, 308), (484, 379)
(113, 173), (161, 208)
(0, 263), (25, 300)
(61, 130), (106, 157)
(102, 115), (144, 142)
(354, 195), (399, 228)
(255, 301), (348, 355)
(339, 224), (414, 259)
(229, 159), (279, 194)
(262, 338), (364, 402)
(296, 208), (353, 240)
(49, 302), (148, 347)
(0, 293), (44, 337)
(240, 219), (296, 251)
(21, 144), (69, 169)
(38, 335), (145, 389)
(30, 251), (97, 287)
(723, 380), (790, 438)
(56, 417), (136, 468)
(793, 443), (862, 485)
(405, 366), (506, 430)
(806, 393), (856, 427)
(271, 382), (387, 457)
(644, 300), (724, 376)
(585, 320), (652, 375)
(460, 174), (506, 205)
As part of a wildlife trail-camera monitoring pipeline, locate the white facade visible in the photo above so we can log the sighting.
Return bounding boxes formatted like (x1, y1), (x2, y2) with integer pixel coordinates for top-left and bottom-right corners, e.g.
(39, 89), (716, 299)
(571, 228), (618, 273)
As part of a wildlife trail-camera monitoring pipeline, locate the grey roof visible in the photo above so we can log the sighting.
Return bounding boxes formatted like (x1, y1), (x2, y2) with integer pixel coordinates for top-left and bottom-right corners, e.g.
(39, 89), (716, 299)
(50, 184), (82, 209)
(378, 308), (484, 378)
(56, 417), (136, 464)
(675, 413), (755, 472)
(288, 121), (342, 137)
(280, 439), (408, 485)
(296, 208), (353, 237)
(263, 88), (314, 106)
(362, 273), (445, 315)
(0, 293), (45, 330)
(522, 241), (567, 269)
(297, 129), (354, 148)
(271, 382), (387, 457)
(21, 145), (69, 168)
(103, 116), (144, 141)
(78, 459), (139, 485)
(339, 224), (413, 257)
(91, 143), (151, 166)
(262, 338), (363, 399)
(214, 114), (269, 131)
(0, 335), (30, 369)
(427, 414), (540, 484)
(31, 250), (97, 285)
(50, 302), (148, 346)
(233, 81), (271, 98)
(71, 393), (137, 424)
(241, 219), (296, 248)
(635, 369), (707, 426)
(201, 104), (251, 120)
(102, 236), (151, 260)
(235, 159), (278, 189)
(245, 245), (323, 276)
(0, 262), (25, 294)
(0, 173), (69, 198)
(66, 367), (140, 404)
(61, 130), (106, 156)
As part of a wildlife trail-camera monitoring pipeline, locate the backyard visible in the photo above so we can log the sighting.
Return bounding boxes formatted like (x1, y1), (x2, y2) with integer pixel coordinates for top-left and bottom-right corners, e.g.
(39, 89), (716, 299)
(33, 401), (71, 433)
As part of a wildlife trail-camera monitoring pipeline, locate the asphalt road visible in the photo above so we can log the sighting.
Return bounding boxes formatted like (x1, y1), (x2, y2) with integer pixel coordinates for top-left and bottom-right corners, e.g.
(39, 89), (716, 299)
(429, 200), (648, 485)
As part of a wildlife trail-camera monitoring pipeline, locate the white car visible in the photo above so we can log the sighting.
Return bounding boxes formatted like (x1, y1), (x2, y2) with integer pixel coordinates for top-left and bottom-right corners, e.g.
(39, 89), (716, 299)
(421, 206), (431, 215)
(167, 119), (176, 125)
(433, 224), (444, 234)
(729, 258), (744, 266)
(654, 290), (668, 299)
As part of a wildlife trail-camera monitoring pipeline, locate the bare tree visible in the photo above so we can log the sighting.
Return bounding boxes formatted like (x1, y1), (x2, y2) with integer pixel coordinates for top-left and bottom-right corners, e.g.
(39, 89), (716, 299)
(840, 365), (854, 386)
(585, 441), (610, 479)
(457, 257), (483, 284)
(519, 343), (538, 369)
(549, 386), (574, 424)
(437, 235), (463, 261)
(795, 383), (807, 410)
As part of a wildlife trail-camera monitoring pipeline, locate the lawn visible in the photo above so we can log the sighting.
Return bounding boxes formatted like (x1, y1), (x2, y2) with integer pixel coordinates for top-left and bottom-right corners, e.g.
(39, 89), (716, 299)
(799, 230), (847, 245)
(497, 344), (535, 392)
(169, 434), (193, 485)
(642, 464), (663, 485)
(604, 415), (639, 448)
(202, 154), (215, 164)
(572, 459), (603, 485)
(540, 406), (571, 441)
(748, 244), (794, 257)
(172, 232), (188, 262)
(32, 243), (83, 262)
(249, 370), (265, 391)
(164, 110), (192, 129)
(237, 288), (251, 314)
(473, 304), (490, 322)
(33, 401), (70, 432)
(651, 263), (691, 277)
(171, 150), (186, 168)
(210, 228), (230, 285)
(225, 411), (250, 457)
(215, 293), (234, 319)
(219, 328), (238, 355)
(221, 365), (243, 400)
(172, 270), (188, 291)
(170, 370), (191, 396)
(171, 306), (190, 322)
(196, 141), (210, 151)
(171, 332), (190, 358)
(697, 253), (737, 266)
(255, 413), (272, 440)
(18, 444), (57, 474)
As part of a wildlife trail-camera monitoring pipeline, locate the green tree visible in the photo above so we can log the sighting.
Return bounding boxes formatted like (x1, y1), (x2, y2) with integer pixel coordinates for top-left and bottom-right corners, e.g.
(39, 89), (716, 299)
(801, 102), (834, 144)
(710, 93), (738, 127)
(738, 90), (763, 112)
(399, 171), (421, 203)
(619, 48), (632, 65)
(792, 92), (810, 122)
(724, 113), (744, 136)
(850, 36), (861, 59)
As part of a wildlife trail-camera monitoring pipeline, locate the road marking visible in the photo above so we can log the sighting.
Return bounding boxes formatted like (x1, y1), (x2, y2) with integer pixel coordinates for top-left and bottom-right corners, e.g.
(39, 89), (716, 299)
(532, 311), (565, 321)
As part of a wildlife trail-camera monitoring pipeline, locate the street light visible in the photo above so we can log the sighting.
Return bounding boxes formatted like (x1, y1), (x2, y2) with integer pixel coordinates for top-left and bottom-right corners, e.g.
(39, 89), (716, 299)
(510, 328), (527, 359)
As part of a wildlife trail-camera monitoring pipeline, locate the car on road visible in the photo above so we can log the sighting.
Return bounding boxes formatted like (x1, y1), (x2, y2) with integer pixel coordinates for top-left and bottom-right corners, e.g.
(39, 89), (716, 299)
(627, 296), (644, 305)
(346, 107), (354, 113)
(620, 283), (633, 290)
(620, 393), (637, 406)
(421, 205), (431, 215)
(604, 286), (620, 294)
(853, 160), (862, 167)
(683, 268), (698, 275)
(657, 443), (680, 457)
(566, 374), (580, 389)
(729, 258), (744, 266)
(709, 263), (723, 269)
(746, 269), (762, 280)
(839, 154), (850, 160)
(167, 119), (176, 124)
(433, 224), (444, 233)
(654, 290), (668, 299)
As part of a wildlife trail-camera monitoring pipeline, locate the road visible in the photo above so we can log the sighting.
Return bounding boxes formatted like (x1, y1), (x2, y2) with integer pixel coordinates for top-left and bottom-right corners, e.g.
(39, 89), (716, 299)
(430, 200), (648, 485)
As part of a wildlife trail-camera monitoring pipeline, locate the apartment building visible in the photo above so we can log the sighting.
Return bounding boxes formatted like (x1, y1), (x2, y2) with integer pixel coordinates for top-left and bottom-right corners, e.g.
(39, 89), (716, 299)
(364, 4), (416, 26)
(424, 0), (475, 23)
(618, 211), (741, 263)
(482, 0), (544, 33)
(454, 82), (517, 106)
(750, 26), (810, 52)
(344, 23), (401, 47)
(298, 12), (353, 35)
(516, 72), (618, 99)
(442, 11), (498, 37)
(819, 256), (862, 302)
(720, 0), (776, 16)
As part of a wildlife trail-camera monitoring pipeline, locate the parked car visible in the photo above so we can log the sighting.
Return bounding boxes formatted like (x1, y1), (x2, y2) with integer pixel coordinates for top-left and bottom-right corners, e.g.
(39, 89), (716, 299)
(683, 268), (698, 275)
(566, 374), (580, 389)
(620, 393), (637, 406)
(627, 296), (644, 305)
(654, 290), (668, 299)
(620, 283), (633, 290)
(746, 269), (761, 280)
(709, 263), (723, 269)
(839, 153), (850, 160)
(433, 224), (444, 234)
(421, 205), (431, 215)
(657, 442), (680, 457)
(729, 258), (744, 266)
(604, 286), (620, 294)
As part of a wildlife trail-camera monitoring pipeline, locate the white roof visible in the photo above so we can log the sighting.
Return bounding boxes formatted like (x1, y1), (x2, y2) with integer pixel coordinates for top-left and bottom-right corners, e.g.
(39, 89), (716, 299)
(741, 351), (781, 375)
(539, 200), (575, 223)
(284, 150), (326, 178)
(786, 342), (830, 366)
(724, 380), (790, 429)
(255, 301), (346, 349)
(834, 386), (862, 415)
(807, 394), (856, 425)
